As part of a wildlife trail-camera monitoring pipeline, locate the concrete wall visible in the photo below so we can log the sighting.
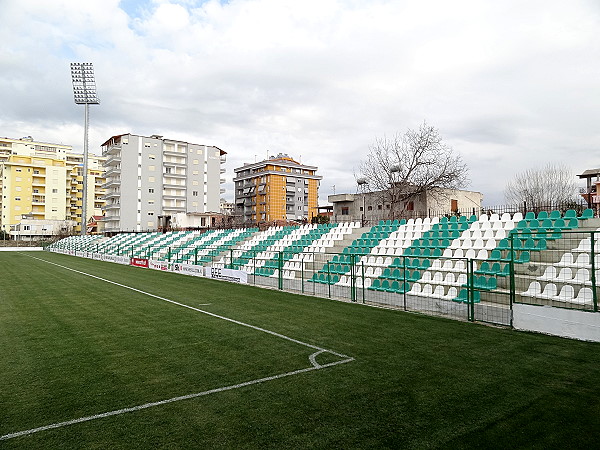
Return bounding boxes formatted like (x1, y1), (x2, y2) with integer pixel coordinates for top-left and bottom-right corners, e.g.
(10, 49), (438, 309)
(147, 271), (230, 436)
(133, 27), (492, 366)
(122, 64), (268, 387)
(513, 303), (600, 342)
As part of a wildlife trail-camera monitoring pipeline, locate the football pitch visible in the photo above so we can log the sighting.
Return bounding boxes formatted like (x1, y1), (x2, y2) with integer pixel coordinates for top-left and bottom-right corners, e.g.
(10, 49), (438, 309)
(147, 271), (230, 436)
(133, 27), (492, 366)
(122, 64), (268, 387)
(1, 252), (600, 448)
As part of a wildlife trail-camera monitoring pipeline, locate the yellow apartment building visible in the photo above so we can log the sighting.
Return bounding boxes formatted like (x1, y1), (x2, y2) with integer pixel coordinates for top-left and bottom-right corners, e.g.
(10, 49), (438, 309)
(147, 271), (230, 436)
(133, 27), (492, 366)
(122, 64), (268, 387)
(0, 136), (105, 235)
(233, 153), (321, 223)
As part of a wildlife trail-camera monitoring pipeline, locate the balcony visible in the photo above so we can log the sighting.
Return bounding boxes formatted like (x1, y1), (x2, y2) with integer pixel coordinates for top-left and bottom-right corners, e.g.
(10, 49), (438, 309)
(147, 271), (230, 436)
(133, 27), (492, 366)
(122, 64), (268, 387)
(104, 154), (121, 166)
(163, 193), (185, 200)
(104, 167), (121, 177)
(32, 195), (45, 204)
(102, 144), (121, 157)
(163, 180), (185, 188)
(220, 168), (226, 174)
(163, 172), (186, 179)
(103, 214), (120, 222)
(103, 191), (120, 199)
(163, 146), (185, 155)
(163, 205), (186, 212)
(163, 159), (186, 167)
(220, 155), (227, 163)
(32, 178), (45, 186)
(104, 203), (120, 210)
(102, 179), (121, 189)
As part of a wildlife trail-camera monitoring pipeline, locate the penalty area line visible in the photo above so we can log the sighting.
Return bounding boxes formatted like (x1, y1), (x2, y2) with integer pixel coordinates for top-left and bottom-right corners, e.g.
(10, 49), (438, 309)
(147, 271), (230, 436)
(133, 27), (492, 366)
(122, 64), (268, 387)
(0, 356), (354, 441)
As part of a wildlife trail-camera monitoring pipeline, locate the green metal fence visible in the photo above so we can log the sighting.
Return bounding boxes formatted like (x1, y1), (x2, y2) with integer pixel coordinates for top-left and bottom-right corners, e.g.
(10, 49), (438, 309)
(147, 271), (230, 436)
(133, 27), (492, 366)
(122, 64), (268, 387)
(49, 229), (600, 327)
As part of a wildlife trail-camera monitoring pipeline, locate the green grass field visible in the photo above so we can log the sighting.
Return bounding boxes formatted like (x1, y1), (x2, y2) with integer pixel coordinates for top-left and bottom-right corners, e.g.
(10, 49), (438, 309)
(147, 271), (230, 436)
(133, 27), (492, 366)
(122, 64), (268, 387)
(2, 251), (600, 449)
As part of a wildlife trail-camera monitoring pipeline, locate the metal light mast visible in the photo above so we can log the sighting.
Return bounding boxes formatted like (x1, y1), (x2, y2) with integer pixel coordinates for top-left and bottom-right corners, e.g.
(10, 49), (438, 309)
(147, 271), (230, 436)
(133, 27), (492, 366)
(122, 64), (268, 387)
(70, 62), (100, 235)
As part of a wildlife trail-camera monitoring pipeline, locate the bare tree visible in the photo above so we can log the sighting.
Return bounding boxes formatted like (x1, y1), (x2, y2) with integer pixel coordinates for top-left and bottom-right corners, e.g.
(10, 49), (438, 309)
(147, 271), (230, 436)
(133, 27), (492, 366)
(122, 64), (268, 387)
(504, 163), (578, 208)
(357, 122), (469, 219)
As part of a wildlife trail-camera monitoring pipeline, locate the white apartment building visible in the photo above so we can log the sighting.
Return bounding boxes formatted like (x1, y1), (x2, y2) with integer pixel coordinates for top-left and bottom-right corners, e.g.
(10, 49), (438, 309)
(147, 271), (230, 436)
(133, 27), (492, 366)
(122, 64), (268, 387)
(101, 133), (226, 232)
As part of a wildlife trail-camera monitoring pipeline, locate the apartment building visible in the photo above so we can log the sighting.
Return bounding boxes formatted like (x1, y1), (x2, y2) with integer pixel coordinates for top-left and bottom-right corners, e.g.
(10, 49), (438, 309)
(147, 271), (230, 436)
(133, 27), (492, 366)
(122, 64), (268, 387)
(233, 153), (321, 223)
(0, 136), (105, 235)
(101, 133), (226, 232)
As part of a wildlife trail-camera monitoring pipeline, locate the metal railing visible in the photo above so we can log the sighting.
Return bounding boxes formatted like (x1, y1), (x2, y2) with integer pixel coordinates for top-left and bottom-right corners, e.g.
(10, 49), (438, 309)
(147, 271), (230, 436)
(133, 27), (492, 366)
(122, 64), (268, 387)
(47, 229), (600, 328)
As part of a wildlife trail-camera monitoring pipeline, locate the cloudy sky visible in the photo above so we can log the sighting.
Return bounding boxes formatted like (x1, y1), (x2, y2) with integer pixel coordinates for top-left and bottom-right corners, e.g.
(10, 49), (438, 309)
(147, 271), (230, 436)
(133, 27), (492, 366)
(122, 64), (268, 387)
(2, 0), (599, 205)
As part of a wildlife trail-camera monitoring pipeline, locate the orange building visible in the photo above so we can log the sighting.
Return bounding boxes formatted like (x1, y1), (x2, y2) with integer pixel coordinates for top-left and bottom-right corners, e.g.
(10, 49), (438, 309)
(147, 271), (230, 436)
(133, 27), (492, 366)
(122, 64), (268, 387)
(234, 153), (321, 224)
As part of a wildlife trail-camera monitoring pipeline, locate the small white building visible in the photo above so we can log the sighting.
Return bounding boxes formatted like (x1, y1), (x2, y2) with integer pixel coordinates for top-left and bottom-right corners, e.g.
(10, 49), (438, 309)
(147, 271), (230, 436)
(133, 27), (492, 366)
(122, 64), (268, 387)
(10, 218), (75, 241)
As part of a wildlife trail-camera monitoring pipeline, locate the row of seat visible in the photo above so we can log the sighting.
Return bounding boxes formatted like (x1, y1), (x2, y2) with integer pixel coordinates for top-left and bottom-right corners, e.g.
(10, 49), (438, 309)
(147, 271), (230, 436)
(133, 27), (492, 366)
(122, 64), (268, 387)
(522, 282), (593, 305)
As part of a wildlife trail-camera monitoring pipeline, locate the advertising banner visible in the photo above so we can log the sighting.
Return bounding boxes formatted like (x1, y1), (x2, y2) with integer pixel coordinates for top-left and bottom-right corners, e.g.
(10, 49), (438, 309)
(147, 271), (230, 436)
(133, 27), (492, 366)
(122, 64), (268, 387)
(130, 258), (149, 268)
(204, 267), (248, 284)
(172, 262), (204, 277)
(149, 260), (170, 271)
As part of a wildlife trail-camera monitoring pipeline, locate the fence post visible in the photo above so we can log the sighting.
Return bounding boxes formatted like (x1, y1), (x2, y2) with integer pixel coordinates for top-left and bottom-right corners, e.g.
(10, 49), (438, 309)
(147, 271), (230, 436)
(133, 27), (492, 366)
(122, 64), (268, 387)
(229, 249), (234, 269)
(509, 233), (516, 327)
(350, 253), (356, 302)
(327, 259), (331, 298)
(403, 256), (407, 311)
(301, 254), (305, 294)
(591, 231), (597, 312)
(253, 250), (256, 285)
(468, 258), (474, 322)
(312, 251), (316, 296)
(278, 251), (283, 290)
(362, 261), (366, 303)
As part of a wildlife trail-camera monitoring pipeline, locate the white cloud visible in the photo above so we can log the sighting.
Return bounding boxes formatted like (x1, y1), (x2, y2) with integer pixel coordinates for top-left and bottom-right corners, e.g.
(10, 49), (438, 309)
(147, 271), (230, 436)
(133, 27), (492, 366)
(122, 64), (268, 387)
(1, 0), (599, 205)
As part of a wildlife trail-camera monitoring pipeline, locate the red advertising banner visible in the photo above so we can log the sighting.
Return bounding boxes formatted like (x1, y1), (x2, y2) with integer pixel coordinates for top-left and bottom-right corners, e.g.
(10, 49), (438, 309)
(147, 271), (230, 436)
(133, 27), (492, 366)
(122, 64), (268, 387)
(130, 258), (149, 268)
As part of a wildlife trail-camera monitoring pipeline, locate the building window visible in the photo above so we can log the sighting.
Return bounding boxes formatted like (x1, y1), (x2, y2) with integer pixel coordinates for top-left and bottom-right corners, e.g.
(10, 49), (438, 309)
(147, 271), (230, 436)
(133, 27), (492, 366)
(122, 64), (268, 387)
(341, 207), (349, 215)
(192, 191), (198, 196)
(359, 206), (363, 212)
(149, 188), (154, 194)
(165, 167), (172, 174)
(367, 206), (373, 211)
(378, 205), (382, 210)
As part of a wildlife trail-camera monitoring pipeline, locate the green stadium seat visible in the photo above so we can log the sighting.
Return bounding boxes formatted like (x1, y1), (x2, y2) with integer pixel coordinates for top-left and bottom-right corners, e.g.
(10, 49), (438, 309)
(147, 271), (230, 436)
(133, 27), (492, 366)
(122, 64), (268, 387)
(580, 209), (594, 219)
(387, 280), (399, 293)
(565, 218), (579, 229)
(475, 261), (490, 275)
(368, 279), (382, 291)
(549, 210), (561, 220)
(409, 270), (421, 282)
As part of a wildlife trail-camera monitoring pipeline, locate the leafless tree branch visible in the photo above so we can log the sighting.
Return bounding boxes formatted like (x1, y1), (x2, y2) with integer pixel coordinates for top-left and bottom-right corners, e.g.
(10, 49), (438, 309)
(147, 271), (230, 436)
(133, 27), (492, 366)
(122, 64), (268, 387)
(504, 163), (578, 207)
(357, 122), (469, 219)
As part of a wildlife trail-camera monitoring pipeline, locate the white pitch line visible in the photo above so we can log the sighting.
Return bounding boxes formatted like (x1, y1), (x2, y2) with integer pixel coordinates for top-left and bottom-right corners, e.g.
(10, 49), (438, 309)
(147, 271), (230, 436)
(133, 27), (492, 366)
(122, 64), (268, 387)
(0, 355), (353, 441)
(25, 254), (352, 359)
(0, 253), (355, 441)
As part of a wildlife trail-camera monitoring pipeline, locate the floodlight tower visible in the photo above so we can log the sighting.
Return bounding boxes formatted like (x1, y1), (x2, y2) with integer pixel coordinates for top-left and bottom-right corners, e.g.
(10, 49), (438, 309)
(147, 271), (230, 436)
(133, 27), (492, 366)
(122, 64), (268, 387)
(70, 62), (100, 235)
